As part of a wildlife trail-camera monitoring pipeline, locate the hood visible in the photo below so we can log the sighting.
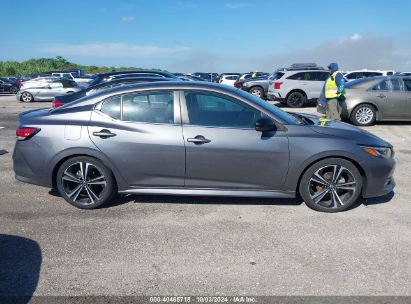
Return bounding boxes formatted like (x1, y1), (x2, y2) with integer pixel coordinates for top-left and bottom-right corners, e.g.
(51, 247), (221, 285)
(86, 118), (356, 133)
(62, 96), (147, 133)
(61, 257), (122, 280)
(296, 113), (391, 147)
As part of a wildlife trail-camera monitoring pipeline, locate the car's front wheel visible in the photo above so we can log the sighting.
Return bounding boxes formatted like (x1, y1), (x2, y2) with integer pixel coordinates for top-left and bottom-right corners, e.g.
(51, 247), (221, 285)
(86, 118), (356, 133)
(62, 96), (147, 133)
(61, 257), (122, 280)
(299, 158), (362, 212)
(56, 156), (116, 209)
(350, 104), (376, 126)
(20, 92), (34, 102)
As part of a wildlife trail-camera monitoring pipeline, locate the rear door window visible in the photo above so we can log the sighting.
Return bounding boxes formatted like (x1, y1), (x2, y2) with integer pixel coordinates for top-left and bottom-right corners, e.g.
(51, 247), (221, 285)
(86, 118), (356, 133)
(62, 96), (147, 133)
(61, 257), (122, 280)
(122, 92), (174, 124)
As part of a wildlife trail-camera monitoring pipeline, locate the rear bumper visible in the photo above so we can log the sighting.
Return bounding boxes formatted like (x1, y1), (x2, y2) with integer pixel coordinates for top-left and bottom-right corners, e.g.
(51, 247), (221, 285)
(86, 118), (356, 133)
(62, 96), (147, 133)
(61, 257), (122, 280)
(13, 140), (51, 188)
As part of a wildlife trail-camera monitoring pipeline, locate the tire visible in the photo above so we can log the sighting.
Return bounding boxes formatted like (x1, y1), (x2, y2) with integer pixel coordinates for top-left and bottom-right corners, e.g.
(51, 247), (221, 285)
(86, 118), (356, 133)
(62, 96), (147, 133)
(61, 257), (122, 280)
(20, 92), (34, 102)
(249, 87), (264, 98)
(299, 158), (362, 213)
(10, 86), (19, 94)
(350, 104), (376, 126)
(56, 156), (116, 209)
(286, 91), (306, 108)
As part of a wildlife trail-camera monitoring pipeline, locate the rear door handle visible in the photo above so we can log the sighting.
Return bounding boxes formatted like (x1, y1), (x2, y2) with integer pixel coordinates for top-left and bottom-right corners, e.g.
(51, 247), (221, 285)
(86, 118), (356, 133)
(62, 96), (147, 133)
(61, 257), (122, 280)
(377, 94), (387, 98)
(92, 129), (117, 138)
(187, 135), (211, 144)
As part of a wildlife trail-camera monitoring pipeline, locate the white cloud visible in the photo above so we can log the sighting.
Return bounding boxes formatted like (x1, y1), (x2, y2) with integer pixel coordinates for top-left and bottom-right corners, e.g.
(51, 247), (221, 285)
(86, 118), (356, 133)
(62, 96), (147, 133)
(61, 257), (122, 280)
(40, 43), (191, 58)
(350, 33), (363, 41)
(121, 16), (135, 23)
(225, 3), (247, 9)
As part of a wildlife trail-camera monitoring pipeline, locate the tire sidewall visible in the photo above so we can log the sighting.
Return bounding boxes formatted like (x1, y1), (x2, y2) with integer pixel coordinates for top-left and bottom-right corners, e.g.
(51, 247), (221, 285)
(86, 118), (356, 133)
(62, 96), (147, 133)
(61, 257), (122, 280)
(56, 156), (115, 209)
(351, 105), (376, 126)
(299, 158), (363, 213)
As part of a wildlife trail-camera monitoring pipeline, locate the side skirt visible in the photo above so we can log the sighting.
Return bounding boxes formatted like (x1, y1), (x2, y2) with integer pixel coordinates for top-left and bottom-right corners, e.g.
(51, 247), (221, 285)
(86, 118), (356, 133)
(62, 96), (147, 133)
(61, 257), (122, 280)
(118, 188), (296, 198)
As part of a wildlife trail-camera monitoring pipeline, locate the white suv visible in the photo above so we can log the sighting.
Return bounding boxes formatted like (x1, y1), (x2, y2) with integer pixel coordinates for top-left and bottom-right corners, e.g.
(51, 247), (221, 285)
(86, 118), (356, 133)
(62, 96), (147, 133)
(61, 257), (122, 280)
(219, 74), (239, 86)
(267, 70), (330, 107)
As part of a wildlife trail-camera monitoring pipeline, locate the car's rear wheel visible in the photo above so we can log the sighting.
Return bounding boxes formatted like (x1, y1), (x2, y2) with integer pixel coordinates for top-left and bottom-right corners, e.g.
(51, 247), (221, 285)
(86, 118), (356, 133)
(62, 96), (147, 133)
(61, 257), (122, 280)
(249, 87), (264, 98)
(21, 92), (33, 102)
(56, 156), (116, 209)
(299, 158), (362, 212)
(350, 104), (376, 126)
(286, 91), (306, 108)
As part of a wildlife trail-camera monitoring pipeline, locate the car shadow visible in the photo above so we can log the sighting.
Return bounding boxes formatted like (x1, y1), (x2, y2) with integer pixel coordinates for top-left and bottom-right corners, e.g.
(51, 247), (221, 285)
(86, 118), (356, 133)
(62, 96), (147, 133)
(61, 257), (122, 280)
(360, 191), (395, 206)
(0, 234), (42, 304)
(48, 188), (395, 211)
(103, 194), (303, 209)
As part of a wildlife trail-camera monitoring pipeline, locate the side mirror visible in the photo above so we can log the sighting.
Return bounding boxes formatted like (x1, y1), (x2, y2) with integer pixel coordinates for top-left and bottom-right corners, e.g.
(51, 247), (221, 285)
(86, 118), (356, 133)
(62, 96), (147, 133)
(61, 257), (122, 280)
(255, 117), (276, 132)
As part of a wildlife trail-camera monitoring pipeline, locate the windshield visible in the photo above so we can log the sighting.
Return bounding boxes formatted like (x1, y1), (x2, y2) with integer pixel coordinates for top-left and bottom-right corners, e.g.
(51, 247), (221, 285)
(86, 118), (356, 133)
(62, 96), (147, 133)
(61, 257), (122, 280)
(236, 89), (303, 125)
(269, 72), (285, 80)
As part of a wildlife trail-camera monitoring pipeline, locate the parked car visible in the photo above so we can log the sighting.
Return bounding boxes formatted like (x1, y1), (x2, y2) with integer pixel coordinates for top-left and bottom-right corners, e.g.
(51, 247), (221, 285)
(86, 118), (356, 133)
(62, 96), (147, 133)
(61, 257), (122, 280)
(317, 76), (411, 126)
(234, 72), (270, 88)
(267, 69), (330, 107)
(178, 75), (207, 82)
(17, 78), (81, 102)
(191, 73), (218, 82)
(88, 70), (178, 87)
(344, 70), (395, 82)
(52, 76), (176, 108)
(14, 81), (395, 212)
(218, 74), (239, 86)
(215, 73), (241, 83)
(51, 72), (93, 85)
(240, 74), (273, 98)
(0, 78), (20, 94)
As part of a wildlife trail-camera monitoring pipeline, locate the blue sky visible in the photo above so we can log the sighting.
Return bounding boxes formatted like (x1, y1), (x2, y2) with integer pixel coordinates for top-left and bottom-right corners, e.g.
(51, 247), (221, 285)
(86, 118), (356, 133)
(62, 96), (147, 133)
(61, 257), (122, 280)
(1, 0), (411, 72)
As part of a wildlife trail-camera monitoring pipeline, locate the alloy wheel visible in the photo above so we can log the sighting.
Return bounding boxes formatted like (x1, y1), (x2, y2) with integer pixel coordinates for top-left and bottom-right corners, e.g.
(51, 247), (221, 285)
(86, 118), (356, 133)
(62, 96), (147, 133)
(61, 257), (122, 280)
(250, 88), (262, 97)
(308, 165), (357, 209)
(61, 161), (107, 205)
(355, 107), (374, 125)
(21, 92), (33, 102)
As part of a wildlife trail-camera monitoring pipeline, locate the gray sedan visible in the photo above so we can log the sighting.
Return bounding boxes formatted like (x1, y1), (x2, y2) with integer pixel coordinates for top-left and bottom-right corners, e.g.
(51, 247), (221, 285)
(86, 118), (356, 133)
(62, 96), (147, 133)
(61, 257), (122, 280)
(318, 76), (411, 126)
(13, 82), (395, 212)
(17, 78), (82, 102)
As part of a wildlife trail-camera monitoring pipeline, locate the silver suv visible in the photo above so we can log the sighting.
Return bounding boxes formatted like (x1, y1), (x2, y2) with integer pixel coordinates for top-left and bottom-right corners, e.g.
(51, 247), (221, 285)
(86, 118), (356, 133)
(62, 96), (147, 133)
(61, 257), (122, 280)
(267, 67), (329, 107)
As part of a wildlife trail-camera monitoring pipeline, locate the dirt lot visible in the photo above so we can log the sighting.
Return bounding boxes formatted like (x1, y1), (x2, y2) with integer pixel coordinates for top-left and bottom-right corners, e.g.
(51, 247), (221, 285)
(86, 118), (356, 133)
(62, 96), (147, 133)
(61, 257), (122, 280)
(0, 94), (410, 296)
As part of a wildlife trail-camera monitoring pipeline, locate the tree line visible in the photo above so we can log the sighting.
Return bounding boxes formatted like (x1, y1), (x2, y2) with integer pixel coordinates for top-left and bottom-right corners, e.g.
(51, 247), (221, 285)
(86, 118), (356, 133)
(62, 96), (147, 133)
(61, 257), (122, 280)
(0, 56), (160, 76)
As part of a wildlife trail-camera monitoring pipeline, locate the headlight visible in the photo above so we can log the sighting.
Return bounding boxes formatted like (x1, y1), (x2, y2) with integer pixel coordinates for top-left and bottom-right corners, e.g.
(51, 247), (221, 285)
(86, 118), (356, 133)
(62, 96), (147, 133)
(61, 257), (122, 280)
(361, 146), (393, 158)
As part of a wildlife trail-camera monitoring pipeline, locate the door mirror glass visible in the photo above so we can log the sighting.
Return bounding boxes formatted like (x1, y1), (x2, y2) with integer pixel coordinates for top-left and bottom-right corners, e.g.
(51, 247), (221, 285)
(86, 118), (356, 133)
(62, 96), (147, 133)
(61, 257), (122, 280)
(255, 117), (276, 132)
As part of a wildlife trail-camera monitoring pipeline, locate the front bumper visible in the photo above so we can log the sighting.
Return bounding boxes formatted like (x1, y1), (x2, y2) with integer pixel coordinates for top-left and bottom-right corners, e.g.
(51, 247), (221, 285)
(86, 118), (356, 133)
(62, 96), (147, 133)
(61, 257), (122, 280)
(361, 156), (396, 198)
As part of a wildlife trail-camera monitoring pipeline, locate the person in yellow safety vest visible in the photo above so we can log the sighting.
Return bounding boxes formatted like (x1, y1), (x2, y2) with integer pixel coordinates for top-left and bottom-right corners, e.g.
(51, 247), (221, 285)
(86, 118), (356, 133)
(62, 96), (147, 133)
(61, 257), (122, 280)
(252, 70), (258, 78)
(321, 63), (345, 121)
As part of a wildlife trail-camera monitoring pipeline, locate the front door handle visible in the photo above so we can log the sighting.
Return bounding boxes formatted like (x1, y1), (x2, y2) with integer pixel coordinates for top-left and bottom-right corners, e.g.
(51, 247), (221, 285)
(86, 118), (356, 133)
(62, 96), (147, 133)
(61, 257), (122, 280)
(92, 129), (117, 138)
(377, 94), (387, 98)
(187, 135), (211, 144)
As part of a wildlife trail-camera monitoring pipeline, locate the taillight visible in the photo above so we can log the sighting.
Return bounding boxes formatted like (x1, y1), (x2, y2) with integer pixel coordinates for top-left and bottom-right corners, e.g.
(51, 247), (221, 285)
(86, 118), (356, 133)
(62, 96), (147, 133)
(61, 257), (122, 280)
(52, 100), (64, 108)
(16, 127), (40, 141)
(219, 79), (223, 83)
(274, 82), (282, 89)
